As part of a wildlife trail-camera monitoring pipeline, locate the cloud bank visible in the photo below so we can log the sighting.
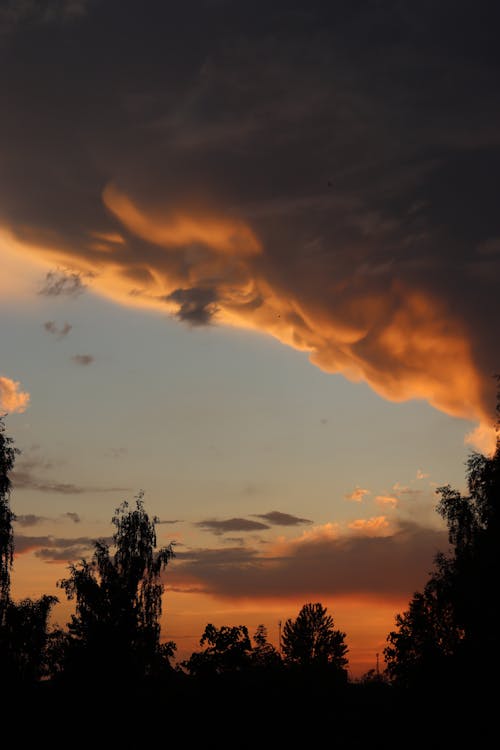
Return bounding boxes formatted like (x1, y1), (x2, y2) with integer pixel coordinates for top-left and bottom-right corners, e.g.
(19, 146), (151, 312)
(1, 2), (499, 446)
(170, 519), (448, 601)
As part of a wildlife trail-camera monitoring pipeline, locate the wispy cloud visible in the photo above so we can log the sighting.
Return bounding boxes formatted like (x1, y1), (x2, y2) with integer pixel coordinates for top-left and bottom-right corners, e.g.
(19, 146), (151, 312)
(12, 465), (127, 495)
(12, 471), (88, 494)
(11, 450), (127, 495)
(375, 495), (399, 508)
(14, 514), (48, 527)
(194, 517), (270, 536)
(14, 511), (82, 526)
(392, 482), (423, 498)
(63, 511), (80, 523)
(71, 354), (94, 366)
(344, 487), (370, 503)
(43, 320), (72, 338)
(39, 269), (88, 297)
(254, 510), (313, 527)
(15, 533), (113, 563)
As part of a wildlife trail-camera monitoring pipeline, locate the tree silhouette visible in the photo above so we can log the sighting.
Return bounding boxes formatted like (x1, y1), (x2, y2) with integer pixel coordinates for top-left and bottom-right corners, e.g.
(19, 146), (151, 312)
(0, 416), (17, 616)
(0, 416), (57, 685)
(385, 387), (500, 687)
(58, 492), (175, 683)
(182, 623), (252, 677)
(282, 602), (348, 670)
(251, 624), (281, 669)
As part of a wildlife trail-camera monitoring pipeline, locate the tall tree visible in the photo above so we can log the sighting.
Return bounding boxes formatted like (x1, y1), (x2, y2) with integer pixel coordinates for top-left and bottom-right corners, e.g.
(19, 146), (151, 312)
(0, 416), (57, 685)
(58, 493), (175, 683)
(0, 416), (17, 618)
(282, 602), (348, 671)
(385, 388), (500, 686)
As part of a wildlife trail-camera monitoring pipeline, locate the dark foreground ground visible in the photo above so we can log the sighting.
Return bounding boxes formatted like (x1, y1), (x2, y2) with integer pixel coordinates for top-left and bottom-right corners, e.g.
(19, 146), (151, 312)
(4, 673), (495, 749)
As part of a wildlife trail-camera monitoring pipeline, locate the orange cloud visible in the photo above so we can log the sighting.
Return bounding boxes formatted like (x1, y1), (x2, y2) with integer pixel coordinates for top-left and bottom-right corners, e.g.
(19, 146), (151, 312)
(1, 183), (495, 449)
(375, 495), (399, 508)
(465, 423), (498, 455)
(347, 516), (393, 537)
(168, 519), (448, 603)
(345, 487), (370, 502)
(0, 375), (30, 413)
(103, 184), (261, 257)
(267, 522), (341, 555)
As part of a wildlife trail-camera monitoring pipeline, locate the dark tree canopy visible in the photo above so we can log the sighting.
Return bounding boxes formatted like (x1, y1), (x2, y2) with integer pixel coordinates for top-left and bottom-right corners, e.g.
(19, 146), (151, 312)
(0, 417), (57, 686)
(251, 624), (281, 669)
(2, 595), (57, 684)
(385, 397), (500, 687)
(182, 623), (253, 677)
(58, 493), (175, 683)
(282, 602), (348, 671)
(0, 417), (17, 613)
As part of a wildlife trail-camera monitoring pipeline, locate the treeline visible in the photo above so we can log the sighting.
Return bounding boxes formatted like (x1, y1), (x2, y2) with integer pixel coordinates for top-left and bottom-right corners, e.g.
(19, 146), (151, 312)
(1, 408), (499, 744)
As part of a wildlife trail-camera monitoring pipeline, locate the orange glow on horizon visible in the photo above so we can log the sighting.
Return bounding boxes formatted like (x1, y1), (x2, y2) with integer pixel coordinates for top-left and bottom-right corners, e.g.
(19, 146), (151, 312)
(163, 588), (408, 677)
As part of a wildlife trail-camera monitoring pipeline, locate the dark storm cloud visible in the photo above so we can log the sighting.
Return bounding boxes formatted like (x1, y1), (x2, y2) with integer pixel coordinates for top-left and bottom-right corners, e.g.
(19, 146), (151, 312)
(43, 320), (72, 338)
(170, 520), (448, 600)
(2, 1), (500, 441)
(254, 511), (313, 526)
(0, 0), (93, 34)
(195, 517), (271, 535)
(71, 354), (94, 366)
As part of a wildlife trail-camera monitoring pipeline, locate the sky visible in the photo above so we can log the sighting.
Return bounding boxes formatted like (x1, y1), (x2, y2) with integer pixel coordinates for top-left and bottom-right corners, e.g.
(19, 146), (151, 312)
(1, 0), (499, 677)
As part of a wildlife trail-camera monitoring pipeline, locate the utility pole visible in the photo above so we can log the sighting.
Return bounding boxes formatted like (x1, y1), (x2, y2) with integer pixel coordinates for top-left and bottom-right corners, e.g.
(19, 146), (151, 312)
(376, 652), (380, 676)
(278, 620), (282, 654)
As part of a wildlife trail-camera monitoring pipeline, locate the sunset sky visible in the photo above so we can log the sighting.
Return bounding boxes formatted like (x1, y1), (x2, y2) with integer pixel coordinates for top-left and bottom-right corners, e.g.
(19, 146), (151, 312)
(1, 0), (499, 677)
